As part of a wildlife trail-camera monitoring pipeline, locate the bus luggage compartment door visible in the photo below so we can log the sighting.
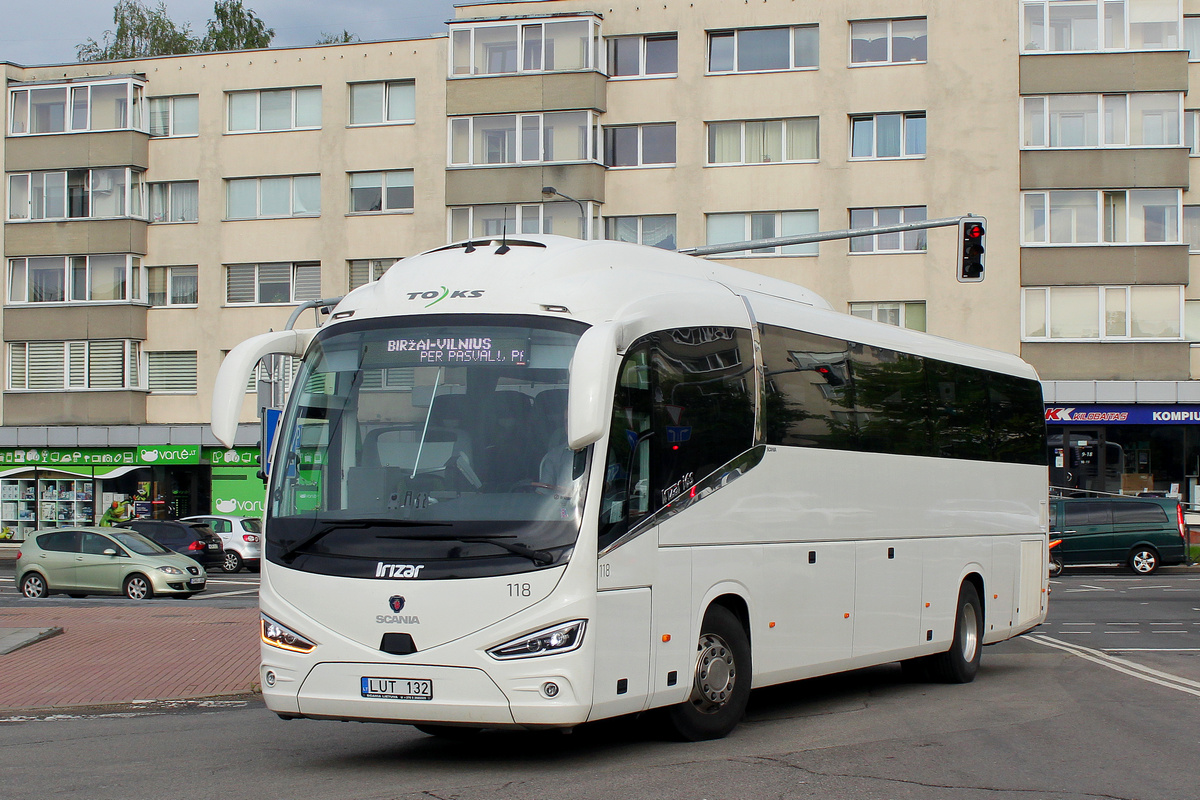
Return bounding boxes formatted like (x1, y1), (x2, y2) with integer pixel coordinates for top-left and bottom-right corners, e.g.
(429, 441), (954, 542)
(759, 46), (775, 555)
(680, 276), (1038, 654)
(588, 587), (652, 721)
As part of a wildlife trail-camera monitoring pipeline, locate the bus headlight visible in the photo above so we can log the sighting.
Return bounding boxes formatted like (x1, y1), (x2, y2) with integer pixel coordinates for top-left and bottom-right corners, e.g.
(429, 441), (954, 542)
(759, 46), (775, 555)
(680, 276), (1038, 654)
(261, 614), (317, 654)
(487, 620), (586, 660)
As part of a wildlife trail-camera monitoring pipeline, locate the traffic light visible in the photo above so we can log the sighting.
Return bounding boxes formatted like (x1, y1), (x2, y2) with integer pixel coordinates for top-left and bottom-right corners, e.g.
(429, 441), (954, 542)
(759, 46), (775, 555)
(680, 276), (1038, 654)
(957, 217), (986, 282)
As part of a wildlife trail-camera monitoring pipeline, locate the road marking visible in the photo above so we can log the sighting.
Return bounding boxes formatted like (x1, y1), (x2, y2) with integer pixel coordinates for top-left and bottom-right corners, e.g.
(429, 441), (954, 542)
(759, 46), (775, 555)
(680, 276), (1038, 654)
(1061, 622), (1095, 626)
(1103, 648), (1200, 652)
(1108, 622), (1139, 626)
(1101, 630), (1138, 634)
(1027, 634), (1200, 698)
(199, 588), (259, 599)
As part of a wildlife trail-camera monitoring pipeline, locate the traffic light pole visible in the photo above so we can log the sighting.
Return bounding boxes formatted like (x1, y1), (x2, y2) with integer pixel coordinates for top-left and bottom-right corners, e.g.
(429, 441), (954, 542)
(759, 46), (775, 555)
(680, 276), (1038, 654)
(676, 214), (982, 257)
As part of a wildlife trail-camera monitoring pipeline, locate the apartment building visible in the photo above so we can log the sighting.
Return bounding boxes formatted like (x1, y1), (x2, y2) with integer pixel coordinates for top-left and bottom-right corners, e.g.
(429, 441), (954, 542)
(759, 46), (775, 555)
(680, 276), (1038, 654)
(0, 0), (1198, 537)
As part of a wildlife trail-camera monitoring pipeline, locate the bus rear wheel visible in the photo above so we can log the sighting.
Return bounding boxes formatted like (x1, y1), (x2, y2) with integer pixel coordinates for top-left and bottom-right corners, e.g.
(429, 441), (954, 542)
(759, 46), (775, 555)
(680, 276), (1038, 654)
(928, 582), (983, 684)
(666, 604), (751, 741)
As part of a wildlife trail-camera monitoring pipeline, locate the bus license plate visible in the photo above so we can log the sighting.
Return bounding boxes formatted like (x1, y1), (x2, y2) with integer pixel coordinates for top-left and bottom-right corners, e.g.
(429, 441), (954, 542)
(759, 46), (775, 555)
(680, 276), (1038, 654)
(361, 677), (433, 701)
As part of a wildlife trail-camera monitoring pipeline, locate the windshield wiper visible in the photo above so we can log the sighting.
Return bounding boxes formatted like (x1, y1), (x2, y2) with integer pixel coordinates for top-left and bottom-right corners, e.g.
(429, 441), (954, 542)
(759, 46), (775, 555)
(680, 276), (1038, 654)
(280, 519), (451, 562)
(377, 533), (555, 566)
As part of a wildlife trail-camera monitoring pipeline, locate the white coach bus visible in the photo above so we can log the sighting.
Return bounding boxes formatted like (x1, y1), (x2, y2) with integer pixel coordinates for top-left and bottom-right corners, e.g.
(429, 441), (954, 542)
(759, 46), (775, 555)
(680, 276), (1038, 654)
(211, 235), (1049, 740)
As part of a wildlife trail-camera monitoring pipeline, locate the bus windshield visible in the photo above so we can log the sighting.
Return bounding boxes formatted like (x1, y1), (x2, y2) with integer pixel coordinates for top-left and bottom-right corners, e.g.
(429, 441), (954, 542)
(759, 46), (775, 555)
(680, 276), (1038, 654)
(267, 314), (589, 579)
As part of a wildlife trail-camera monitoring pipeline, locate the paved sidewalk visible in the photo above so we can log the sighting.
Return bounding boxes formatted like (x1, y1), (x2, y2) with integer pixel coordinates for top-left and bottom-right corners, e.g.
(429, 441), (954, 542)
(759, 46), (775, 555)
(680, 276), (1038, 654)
(0, 606), (259, 712)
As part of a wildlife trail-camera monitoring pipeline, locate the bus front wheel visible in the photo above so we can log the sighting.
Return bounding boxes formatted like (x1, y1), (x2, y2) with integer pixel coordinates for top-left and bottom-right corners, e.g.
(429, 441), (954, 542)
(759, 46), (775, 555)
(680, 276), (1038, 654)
(666, 604), (752, 741)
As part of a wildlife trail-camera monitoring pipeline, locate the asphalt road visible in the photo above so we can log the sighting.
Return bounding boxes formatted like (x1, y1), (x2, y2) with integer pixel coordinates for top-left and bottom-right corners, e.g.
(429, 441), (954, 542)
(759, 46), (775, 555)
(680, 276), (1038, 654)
(0, 567), (1196, 800)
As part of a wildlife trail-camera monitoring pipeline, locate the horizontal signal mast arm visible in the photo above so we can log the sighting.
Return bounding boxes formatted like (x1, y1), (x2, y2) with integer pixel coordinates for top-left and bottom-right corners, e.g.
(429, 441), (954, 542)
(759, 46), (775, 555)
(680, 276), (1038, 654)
(677, 215), (980, 257)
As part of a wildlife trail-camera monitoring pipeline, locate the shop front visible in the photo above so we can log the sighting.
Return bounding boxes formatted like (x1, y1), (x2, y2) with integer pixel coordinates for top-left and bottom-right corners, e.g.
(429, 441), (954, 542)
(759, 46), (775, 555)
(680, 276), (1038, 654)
(1045, 405), (1200, 505)
(0, 445), (263, 542)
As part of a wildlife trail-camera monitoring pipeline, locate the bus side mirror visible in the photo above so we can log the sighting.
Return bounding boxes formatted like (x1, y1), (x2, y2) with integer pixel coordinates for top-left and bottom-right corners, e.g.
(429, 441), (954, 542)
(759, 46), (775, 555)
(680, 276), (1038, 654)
(211, 329), (315, 449)
(567, 322), (621, 450)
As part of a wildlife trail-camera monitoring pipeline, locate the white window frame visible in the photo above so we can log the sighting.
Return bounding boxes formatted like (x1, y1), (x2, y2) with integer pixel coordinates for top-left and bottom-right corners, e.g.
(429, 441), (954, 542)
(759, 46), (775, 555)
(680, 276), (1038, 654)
(225, 175), (321, 220)
(849, 18), (928, 66)
(448, 202), (600, 242)
(1022, 285), (1185, 341)
(348, 259), (397, 290)
(148, 94), (199, 137)
(147, 265), (198, 307)
(603, 215), (677, 249)
(8, 78), (145, 136)
(226, 87), (322, 133)
(1187, 16), (1200, 59)
(1021, 189), (1182, 245)
(1021, 93), (1184, 149)
(449, 17), (603, 77)
(347, 80), (416, 126)
(849, 301), (927, 331)
(1020, 0), (1182, 54)
(147, 181), (198, 224)
(347, 170), (414, 214)
(1185, 109), (1200, 155)
(7, 167), (145, 222)
(448, 111), (599, 166)
(7, 255), (144, 305)
(704, 210), (820, 257)
(225, 262), (322, 306)
(603, 123), (676, 168)
(147, 350), (198, 393)
(7, 339), (143, 391)
(707, 25), (819, 74)
(849, 112), (926, 159)
(605, 33), (678, 78)
(848, 207), (928, 253)
(706, 118), (819, 165)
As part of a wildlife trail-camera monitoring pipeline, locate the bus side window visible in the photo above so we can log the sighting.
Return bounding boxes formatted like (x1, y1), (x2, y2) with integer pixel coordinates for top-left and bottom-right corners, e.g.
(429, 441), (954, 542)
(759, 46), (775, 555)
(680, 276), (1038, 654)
(598, 347), (653, 549)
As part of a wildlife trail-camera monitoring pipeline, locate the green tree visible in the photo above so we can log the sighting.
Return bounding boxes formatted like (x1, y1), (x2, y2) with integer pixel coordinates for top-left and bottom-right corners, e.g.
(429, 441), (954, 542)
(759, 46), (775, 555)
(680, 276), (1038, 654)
(202, 0), (274, 52)
(316, 30), (360, 45)
(76, 0), (199, 61)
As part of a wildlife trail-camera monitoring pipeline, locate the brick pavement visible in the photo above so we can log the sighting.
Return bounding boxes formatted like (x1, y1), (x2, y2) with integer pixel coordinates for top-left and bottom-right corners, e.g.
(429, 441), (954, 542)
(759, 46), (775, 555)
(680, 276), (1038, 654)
(0, 606), (259, 712)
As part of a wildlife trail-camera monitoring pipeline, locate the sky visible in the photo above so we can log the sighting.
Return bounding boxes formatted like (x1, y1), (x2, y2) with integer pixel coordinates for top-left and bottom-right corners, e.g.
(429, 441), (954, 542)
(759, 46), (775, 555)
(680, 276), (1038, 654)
(0, 0), (468, 66)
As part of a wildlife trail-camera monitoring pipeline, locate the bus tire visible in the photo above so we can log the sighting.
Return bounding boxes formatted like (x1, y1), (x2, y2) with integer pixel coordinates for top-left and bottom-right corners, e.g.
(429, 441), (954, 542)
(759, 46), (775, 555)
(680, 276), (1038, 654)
(929, 582), (982, 684)
(666, 604), (751, 741)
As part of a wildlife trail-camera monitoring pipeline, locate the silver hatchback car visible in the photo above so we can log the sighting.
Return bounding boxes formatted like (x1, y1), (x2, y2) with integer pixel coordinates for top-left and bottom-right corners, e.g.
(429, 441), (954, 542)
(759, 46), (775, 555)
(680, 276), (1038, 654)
(17, 526), (207, 599)
(182, 515), (262, 573)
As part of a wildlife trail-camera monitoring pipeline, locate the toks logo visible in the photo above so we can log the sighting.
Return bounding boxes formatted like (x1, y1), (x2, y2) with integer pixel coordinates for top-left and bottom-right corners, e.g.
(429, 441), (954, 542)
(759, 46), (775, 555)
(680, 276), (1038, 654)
(406, 287), (485, 308)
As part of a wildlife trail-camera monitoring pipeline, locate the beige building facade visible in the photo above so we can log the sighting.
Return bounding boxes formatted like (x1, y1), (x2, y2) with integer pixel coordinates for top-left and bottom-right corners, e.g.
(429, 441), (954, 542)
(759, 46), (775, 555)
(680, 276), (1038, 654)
(2, 0), (1200, 529)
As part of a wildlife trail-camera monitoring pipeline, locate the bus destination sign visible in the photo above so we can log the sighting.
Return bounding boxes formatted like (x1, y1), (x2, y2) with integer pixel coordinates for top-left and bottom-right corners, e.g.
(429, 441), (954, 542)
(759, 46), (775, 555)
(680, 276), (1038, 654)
(375, 336), (529, 366)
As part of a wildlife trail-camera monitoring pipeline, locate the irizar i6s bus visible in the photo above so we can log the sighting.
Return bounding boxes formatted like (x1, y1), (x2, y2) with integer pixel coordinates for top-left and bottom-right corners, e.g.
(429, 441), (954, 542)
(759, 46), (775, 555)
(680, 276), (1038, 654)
(211, 235), (1049, 741)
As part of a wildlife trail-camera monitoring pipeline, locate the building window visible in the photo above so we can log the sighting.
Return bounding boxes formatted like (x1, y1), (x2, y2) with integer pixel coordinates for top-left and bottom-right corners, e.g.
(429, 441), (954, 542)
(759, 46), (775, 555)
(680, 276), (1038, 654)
(705, 210), (819, 256)
(148, 95), (198, 137)
(603, 123), (676, 167)
(8, 79), (144, 135)
(1022, 189), (1181, 244)
(449, 111), (597, 166)
(1187, 17), (1200, 60)
(450, 17), (602, 76)
(1022, 0), (1179, 53)
(1185, 206), (1200, 253)
(708, 25), (818, 73)
(225, 262), (321, 305)
(7, 255), (142, 304)
(349, 259), (396, 290)
(148, 181), (198, 223)
(1022, 93), (1182, 148)
(604, 215), (677, 249)
(147, 266), (198, 306)
(348, 170), (413, 213)
(226, 175), (320, 219)
(850, 112), (926, 158)
(607, 33), (677, 77)
(1186, 110), (1200, 155)
(7, 340), (142, 390)
(850, 301), (927, 331)
(707, 118), (819, 164)
(449, 202), (599, 241)
(348, 81), (415, 125)
(849, 206), (927, 252)
(7, 168), (144, 221)
(850, 19), (926, 64)
(148, 351), (198, 392)
(1023, 285), (1183, 340)
(226, 87), (321, 133)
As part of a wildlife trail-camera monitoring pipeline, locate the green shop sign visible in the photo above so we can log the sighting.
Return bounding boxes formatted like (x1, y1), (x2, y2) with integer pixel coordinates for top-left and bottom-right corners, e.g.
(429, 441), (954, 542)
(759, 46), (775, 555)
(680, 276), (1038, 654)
(0, 446), (201, 467)
(204, 447), (259, 467)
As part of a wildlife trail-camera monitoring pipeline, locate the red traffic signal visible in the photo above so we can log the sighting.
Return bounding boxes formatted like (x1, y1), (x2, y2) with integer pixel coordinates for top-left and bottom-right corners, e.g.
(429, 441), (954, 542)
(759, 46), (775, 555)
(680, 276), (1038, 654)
(957, 217), (986, 282)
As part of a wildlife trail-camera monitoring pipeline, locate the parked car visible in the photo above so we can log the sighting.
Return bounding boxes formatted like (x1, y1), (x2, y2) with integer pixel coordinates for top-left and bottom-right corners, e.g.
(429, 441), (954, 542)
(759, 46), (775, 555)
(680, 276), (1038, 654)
(115, 519), (224, 570)
(16, 526), (207, 599)
(181, 515), (261, 573)
(1048, 495), (1188, 575)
